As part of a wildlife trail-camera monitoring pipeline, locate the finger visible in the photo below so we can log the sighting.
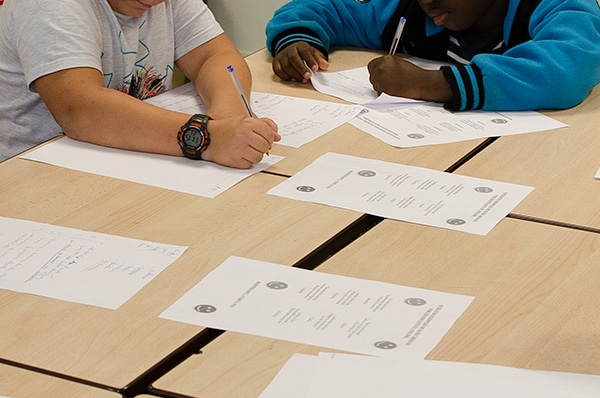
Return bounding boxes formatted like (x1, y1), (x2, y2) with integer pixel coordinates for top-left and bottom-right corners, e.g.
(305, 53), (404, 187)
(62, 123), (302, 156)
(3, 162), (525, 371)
(251, 130), (274, 154)
(316, 53), (330, 70)
(246, 123), (273, 152)
(233, 158), (254, 169)
(261, 117), (280, 136)
(272, 58), (295, 81)
(249, 141), (271, 156)
(309, 49), (329, 71)
(259, 119), (281, 142)
(243, 144), (266, 164)
(251, 118), (279, 141)
(287, 51), (313, 81)
(298, 47), (321, 72)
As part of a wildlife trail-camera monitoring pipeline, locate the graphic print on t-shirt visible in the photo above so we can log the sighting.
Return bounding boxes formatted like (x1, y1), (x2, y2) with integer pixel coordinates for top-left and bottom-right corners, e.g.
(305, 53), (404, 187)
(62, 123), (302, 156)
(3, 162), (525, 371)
(124, 65), (167, 100)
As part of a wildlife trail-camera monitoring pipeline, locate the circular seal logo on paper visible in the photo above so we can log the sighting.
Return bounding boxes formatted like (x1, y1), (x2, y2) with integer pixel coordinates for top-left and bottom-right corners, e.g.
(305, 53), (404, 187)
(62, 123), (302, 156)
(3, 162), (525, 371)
(358, 170), (376, 177)
(297, 185), (315, 192)
(404, 297), (427, 306)
(194, 304), (217, 314)
(374, 341), (397, 350)
(475, 186), (494, 193)
(267, 281), (288, 290)
(491, 118), (508, 124)
(447, 218), (466, 225)
(408, 133), (425, 139)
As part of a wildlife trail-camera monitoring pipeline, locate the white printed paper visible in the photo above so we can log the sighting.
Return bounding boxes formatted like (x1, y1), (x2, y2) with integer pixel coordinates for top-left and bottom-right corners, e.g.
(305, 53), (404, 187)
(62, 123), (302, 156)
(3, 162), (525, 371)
(160, 256), (473, 359)
(350, 104), (568, 147)
(0, 217), (186, 309)
(21, 137), (282, 198)
(268, 152), (533, 235)
(310, 64), (567, 147)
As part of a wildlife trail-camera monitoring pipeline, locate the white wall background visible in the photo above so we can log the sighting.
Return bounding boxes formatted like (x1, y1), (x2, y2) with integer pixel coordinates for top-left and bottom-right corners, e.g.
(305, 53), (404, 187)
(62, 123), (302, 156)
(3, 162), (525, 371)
(207, 0), (289, 56)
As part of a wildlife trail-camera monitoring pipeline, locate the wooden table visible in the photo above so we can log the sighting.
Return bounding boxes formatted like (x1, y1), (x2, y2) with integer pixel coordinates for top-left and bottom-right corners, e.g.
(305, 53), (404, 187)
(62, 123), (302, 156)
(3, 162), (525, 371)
(152, 218), (600, 397)
(2, 45), (598, 398)
(0, 155), (360, 393)
(319, 219), (600, 374)
(149, 50), (600, 396)
(452, 85), (600, 230)
(0, 363), (118, 398)
(247, 48), (489, 176)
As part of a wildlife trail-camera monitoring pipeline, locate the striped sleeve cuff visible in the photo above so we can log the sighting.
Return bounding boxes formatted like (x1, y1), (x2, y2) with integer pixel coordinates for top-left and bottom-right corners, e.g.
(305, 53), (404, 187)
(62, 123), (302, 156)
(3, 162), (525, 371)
(270, 28), (328, 58)
(440, 64), (484, 111)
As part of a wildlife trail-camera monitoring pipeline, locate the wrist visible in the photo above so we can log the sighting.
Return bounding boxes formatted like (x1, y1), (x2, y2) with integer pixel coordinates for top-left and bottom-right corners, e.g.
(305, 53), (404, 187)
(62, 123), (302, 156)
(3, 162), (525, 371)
(421, 69), (453, 103)
(177, 114), (213, 160)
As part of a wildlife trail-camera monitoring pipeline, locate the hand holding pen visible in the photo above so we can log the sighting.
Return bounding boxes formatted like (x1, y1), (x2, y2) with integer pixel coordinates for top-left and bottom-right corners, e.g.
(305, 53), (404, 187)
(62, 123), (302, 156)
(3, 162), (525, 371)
(227, 65), (278, 156)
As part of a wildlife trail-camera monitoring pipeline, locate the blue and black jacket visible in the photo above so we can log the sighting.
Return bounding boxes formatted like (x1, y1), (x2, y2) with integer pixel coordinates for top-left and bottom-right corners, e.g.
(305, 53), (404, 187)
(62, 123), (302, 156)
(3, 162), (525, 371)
(266, 0), (600, 111)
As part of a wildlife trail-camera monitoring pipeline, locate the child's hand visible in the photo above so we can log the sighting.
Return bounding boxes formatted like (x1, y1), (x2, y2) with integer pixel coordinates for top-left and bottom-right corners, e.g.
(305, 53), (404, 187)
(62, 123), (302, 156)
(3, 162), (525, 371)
(201, 116), (280, 169)
(272, 41), (329, 83)
(368, 55), (451, 103)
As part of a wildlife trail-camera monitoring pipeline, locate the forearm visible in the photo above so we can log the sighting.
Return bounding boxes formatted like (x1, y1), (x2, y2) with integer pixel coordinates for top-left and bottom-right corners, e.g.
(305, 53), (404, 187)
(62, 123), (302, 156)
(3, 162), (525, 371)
(194, 50), (253, 119)
(177, 35), (252, 119)
(61, 87), (188, 156)
(34, 67), (188, 156)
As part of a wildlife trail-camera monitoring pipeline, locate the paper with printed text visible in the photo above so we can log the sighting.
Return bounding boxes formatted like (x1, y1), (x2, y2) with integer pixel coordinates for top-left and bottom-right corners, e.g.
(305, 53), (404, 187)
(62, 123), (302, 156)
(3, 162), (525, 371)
(160, 256), (473, 359)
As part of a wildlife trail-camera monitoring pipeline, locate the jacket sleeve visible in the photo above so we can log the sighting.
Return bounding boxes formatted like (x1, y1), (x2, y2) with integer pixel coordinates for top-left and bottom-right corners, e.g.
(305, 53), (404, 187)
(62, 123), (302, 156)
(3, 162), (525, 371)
(266, 0), (399, 57)
(441, 0), (600, 111)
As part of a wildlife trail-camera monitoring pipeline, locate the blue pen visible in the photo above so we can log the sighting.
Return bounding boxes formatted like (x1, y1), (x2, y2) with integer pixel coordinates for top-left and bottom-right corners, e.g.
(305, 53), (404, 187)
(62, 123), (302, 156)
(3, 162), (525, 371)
(227, 65), (253, 117)
(227, 65), (271, 155)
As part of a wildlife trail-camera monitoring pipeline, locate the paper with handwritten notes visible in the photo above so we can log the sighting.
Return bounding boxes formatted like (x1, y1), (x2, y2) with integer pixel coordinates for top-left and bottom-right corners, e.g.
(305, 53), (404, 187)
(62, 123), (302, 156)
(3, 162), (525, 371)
(144, 82), (363, 148)
(0, 217), (186, 309)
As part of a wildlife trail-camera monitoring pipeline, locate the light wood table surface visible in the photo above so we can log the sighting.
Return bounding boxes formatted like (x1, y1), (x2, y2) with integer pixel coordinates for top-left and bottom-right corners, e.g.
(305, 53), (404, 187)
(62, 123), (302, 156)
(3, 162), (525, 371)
(153, 217), (600, 397)
(452, 84), (600, 229)
(3, 47), (597, 398)
(0, 156), (361, 390)
(246, 48), (488, 176)
(0, 364), (118, 398)
(320, 219), (600, 374)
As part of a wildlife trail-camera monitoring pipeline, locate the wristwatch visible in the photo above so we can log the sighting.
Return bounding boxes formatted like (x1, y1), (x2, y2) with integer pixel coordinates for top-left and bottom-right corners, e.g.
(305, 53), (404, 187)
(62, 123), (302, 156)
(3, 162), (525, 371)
(177, 114), (213, 160)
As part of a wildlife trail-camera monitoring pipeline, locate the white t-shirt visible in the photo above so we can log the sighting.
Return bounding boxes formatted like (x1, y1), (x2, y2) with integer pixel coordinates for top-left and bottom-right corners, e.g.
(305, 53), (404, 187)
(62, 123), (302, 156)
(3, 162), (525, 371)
(0, 0), (223, 162)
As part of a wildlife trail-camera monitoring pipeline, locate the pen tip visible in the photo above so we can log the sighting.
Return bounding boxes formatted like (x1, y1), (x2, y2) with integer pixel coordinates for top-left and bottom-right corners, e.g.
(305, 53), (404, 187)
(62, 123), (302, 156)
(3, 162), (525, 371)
(227, 65), (234, 72)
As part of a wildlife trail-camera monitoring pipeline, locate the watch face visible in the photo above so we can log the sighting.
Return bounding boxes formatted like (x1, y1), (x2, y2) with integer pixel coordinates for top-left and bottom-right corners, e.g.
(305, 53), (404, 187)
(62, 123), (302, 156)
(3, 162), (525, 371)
(178, 114), (211, 159)
(183, 128), (203, 147)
